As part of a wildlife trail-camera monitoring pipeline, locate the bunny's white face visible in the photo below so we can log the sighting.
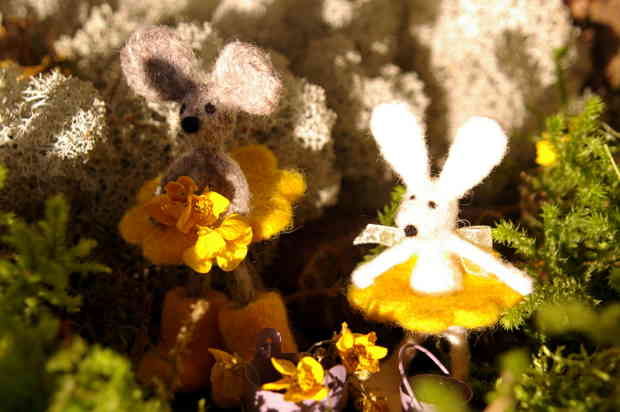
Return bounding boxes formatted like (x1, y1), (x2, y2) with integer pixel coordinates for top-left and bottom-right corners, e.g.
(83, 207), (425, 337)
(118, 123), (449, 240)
(395, 184), (458, 240)
(369, 103), (508, 243)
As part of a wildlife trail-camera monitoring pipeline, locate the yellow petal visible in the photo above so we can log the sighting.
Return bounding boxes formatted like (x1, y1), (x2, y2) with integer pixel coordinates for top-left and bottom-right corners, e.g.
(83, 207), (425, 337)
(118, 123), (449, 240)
(119, 206), (155, 245)
(216, 245), (248, 272)
(336, 323), (354, 352)
(230, 144), (278, 176)
(205, 191), (231, 218)
(305, 386), (329, 401)
(276, 169), (306, 203)
(143, 196), (185, 226)
(218, 215), (252, 242)
(283, 386), (328, 403)
(261, 378), (292, 391)
(164, 181), (187, 202)
(270, 358), (297, 376)
(194, 230), (226, 259)
(177, 176), (199, 195)
(183, 247), (213, 274)
(176, 200), (195, 233)
(355, 332), (376, 347)
(367, 345), (388, 360)
(143, 228), (194, 265)
(298, 357), (324, 383)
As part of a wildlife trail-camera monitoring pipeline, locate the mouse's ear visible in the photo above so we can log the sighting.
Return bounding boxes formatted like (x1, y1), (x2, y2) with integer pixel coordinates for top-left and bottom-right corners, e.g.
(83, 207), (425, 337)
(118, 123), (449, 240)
(370, 102), (430, 187)
(210, 41), (282, 115)
(437, 117), (508, 200)
(121, 25), (201, 103)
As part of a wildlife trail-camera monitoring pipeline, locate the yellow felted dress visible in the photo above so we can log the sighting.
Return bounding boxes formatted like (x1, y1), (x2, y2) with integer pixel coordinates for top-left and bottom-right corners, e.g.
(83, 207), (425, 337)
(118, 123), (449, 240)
(347, 255), (523, 334)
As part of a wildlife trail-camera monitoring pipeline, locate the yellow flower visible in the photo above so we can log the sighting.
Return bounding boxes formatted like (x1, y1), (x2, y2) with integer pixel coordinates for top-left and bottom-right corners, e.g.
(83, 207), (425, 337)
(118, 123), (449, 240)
(142, 181), (192, 227)
(335, 323), (387, 379)
(536, 139), (558, 166)
(262, 357), (329, 403)
(183, 213), (253, 273)
(119, 176), (235, 267)
(177, 191), (230, 233)
(230, 145), (306, 242)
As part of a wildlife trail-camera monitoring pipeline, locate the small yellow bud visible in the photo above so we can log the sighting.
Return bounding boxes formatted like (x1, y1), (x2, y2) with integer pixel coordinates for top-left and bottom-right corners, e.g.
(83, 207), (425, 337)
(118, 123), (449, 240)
(536, 140), (558, 166)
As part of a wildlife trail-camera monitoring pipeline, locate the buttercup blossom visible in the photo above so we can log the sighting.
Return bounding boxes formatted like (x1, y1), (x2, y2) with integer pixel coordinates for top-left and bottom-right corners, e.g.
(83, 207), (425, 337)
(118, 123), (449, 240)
(335, 322), (387, 379)
(262, 357), (329, 402)
(119, 175), (251, 272)
(183, 213), (253, 273)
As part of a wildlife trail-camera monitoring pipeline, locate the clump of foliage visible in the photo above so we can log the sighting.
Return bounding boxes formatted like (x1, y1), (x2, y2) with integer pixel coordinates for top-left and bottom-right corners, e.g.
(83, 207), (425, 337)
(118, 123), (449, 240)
(0, 194), (108, 318)
(489, 302), (620, 412)
(46, 339), (167, 412)
(514, 344), (619, 412)
(0, 165), (168, 412)
(488, 96), (620, 411)
(494, 96), (619, 329)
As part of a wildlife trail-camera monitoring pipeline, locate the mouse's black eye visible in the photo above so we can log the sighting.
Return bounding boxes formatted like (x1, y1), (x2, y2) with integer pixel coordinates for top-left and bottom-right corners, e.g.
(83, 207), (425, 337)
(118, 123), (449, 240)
(204, 103), (217, 114)
(409, 194), (416, 200)
(428, 201), (437, 209)
(180, 103), (186, 114)
(181, 116), (200, 133)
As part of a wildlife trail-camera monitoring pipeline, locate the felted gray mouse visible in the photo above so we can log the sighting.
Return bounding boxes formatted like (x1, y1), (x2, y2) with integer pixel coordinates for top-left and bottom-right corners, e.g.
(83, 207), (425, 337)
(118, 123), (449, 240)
(121, 25), (282, 215)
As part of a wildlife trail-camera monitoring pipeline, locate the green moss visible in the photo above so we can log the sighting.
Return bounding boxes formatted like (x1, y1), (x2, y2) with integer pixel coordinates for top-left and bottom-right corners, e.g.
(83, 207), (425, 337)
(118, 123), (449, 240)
(493, 96), (620, 330)
(487, 97), (620, 411)
(47, 338), (169, 412)
(0, 167), (168, 412)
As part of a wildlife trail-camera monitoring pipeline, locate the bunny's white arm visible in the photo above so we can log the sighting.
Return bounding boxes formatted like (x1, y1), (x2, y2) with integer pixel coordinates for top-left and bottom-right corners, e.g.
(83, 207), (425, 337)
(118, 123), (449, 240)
(446, 233), (534, 295)
(352, 237), (422, 288)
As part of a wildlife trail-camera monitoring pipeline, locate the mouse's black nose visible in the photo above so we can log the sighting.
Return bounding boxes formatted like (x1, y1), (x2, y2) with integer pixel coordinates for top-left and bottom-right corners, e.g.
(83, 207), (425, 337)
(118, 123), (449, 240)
(404, 224), (418, 237)
(181, 116), (200, 133)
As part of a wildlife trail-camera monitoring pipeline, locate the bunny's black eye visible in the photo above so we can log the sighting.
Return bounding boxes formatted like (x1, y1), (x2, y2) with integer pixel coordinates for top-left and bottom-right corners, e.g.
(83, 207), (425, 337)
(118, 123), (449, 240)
(404, 225), (418, 237)
(428, 201), (437, 209)
(204, 103), (217, 114)
(180, 103), (186, 114)
(409, 194), (416, 200)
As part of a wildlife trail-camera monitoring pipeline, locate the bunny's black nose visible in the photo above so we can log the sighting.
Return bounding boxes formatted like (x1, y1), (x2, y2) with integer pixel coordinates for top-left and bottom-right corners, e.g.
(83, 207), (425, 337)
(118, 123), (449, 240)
(404, 225), (418, 237)
(181, 116), (200, 133)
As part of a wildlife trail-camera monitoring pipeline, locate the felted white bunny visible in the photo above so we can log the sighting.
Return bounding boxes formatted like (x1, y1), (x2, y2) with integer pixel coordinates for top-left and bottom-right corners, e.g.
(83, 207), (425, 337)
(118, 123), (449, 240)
(351, 102), (533, 296)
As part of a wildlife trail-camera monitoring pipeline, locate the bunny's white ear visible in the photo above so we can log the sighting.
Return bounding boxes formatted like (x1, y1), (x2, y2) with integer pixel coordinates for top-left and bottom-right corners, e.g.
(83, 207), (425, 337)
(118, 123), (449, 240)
(370, 102), (430, 186)
(437, 117), (508, 200)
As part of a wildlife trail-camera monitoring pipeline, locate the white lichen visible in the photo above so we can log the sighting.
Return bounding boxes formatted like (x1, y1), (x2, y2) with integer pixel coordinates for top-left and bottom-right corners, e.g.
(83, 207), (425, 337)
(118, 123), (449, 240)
(2, 20), (338, 228)
(0, 68), (108, 210)
(408, 0), (585, 141)
(0, 0), (590, 224)
(297, 35), (429, 182)
(321, 0), (406, 71)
